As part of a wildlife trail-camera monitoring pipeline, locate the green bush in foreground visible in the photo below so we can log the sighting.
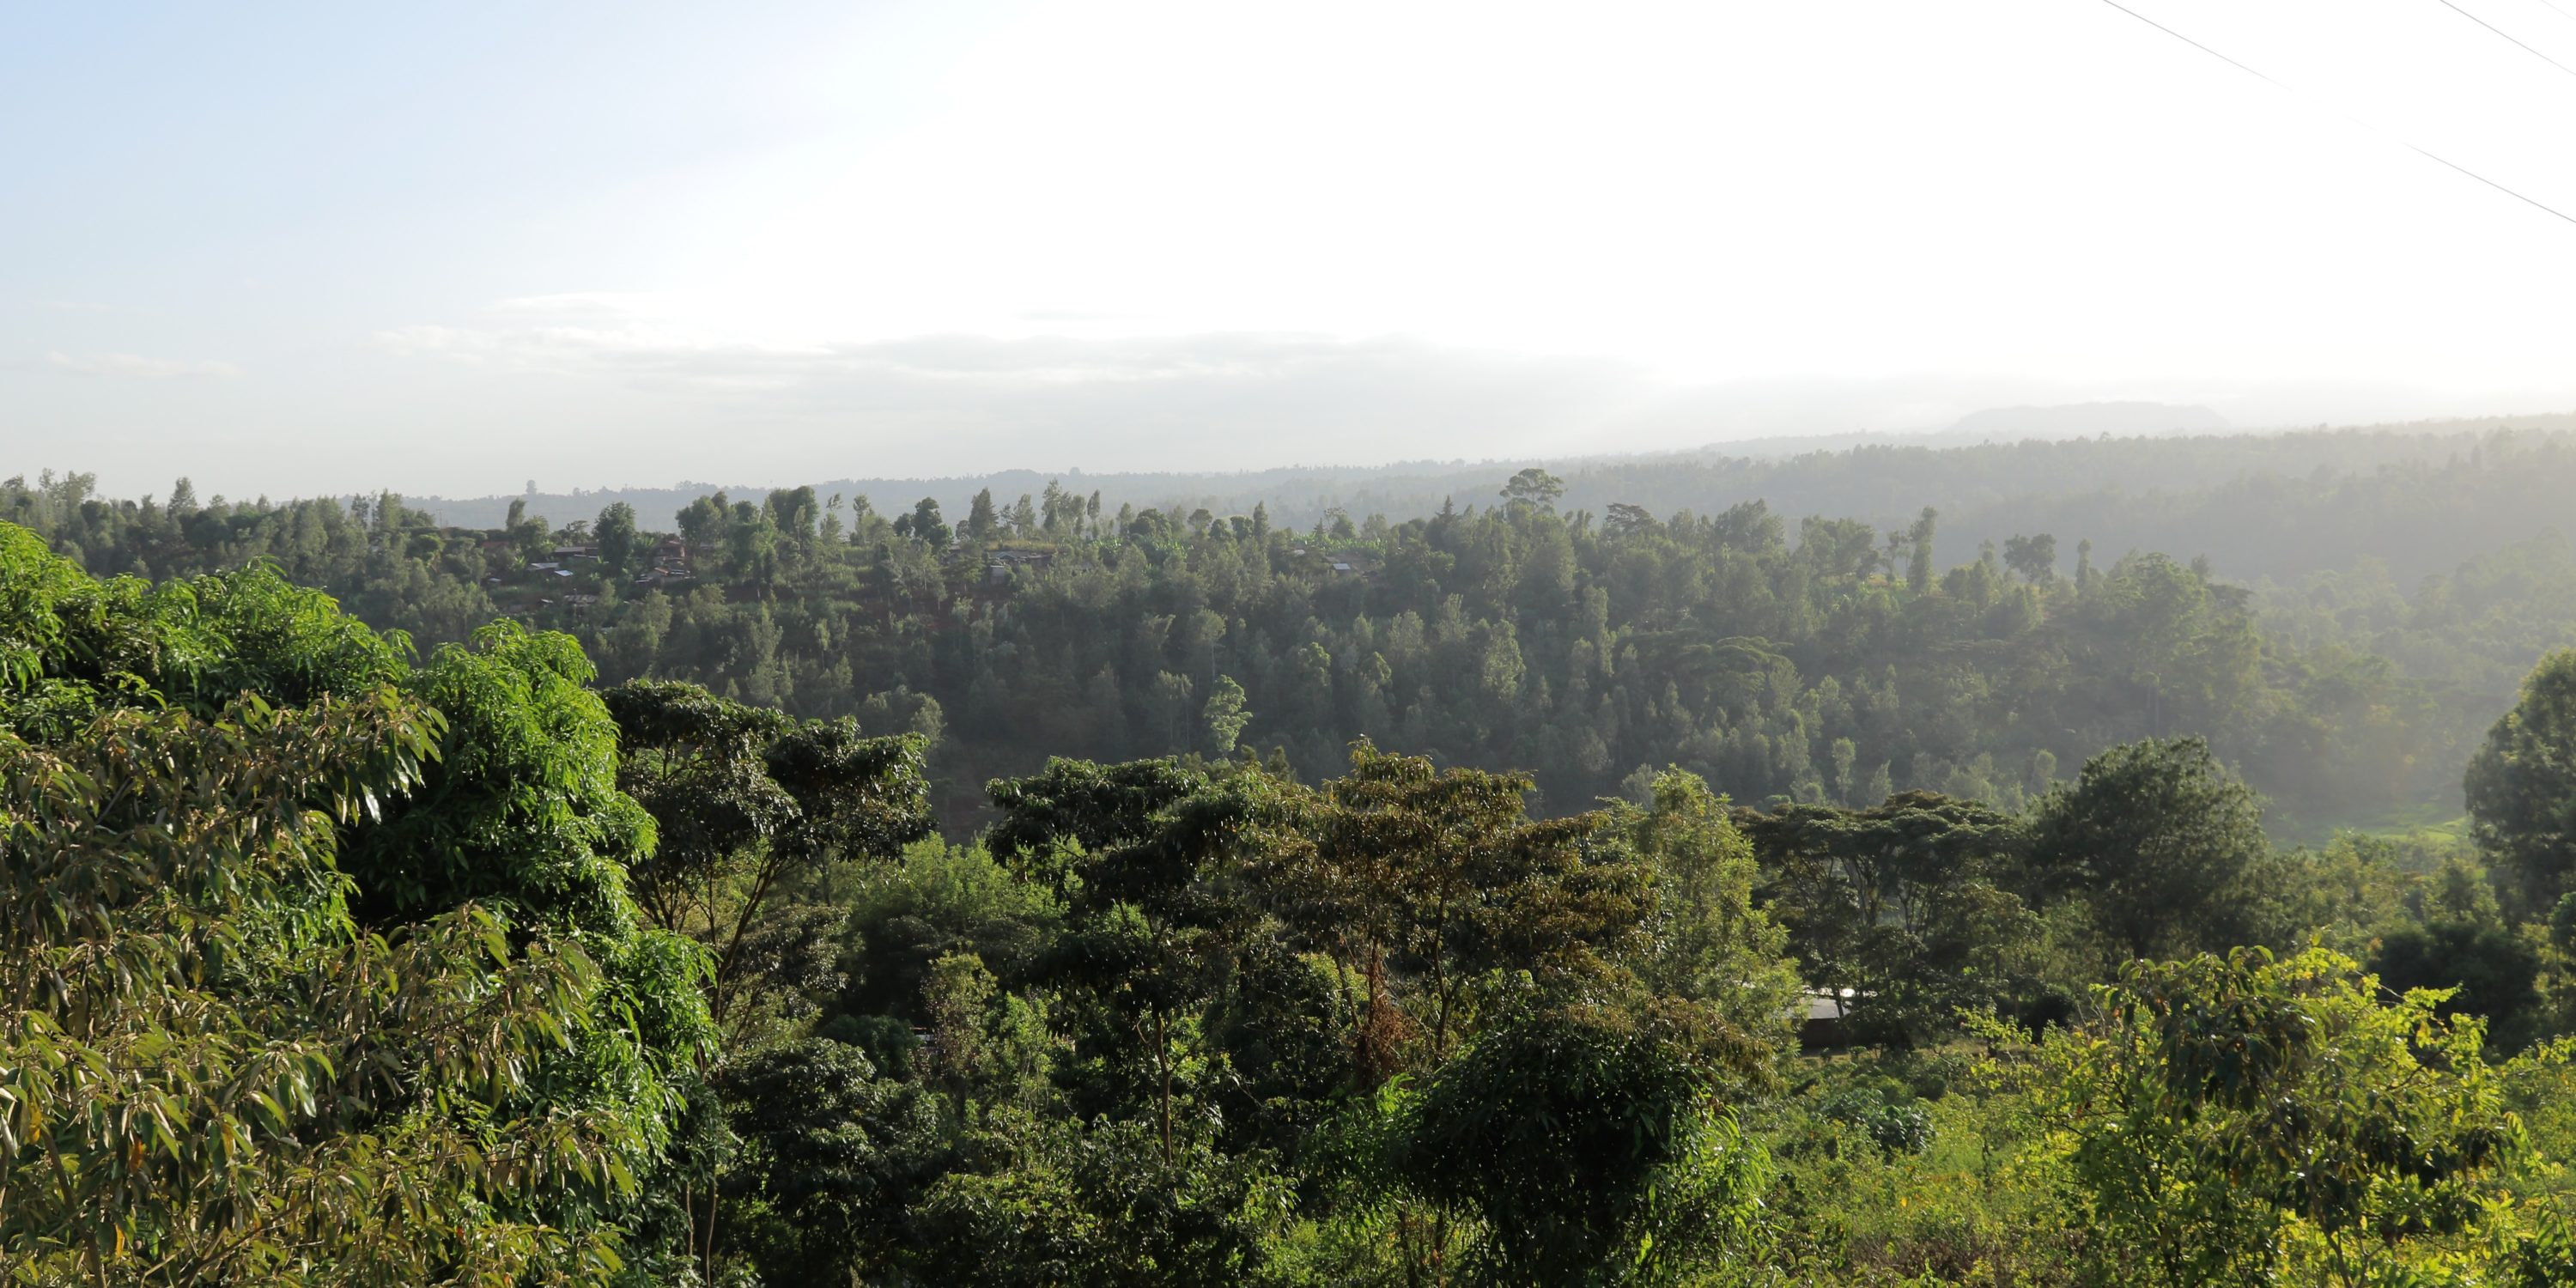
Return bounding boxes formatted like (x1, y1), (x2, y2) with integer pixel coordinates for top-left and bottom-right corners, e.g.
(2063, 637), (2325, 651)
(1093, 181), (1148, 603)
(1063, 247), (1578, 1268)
(0, 524), (708, 1284)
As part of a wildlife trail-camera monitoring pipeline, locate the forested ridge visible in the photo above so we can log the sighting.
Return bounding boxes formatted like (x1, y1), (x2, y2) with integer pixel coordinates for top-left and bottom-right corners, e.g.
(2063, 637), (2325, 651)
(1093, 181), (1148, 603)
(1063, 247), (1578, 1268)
(13, 429), (2576, 838)
(419, 417), (2576, 582)
(15, 431), (2576, 1282)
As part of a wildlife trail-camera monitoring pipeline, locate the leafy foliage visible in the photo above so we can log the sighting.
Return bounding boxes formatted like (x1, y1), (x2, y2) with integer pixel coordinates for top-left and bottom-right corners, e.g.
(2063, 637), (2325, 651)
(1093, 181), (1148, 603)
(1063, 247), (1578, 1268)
(1745, 791), (2040, 1043)
(1612, 769), (1801, 1058)
(2029, 949), (2522, 1287)
(0, 526), (706, 1284)
(716, 1038), (946, 1285)
(2027, 737), (2281, 964)
(0, 696), (641, 1285)
(15, 454), (2576, 1285)
(1394, 1005), (1771, 1285)
(604, 677), (932, 1038)
(2468, 647), (2576, 910)
(2, 449), (2530, 838)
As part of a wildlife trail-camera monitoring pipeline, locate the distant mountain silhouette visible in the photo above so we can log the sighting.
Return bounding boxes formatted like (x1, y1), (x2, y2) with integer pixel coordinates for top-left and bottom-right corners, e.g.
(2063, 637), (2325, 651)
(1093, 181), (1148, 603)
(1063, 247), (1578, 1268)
(1941, 401), (2228, 440)
(410, 411), (2576, 561)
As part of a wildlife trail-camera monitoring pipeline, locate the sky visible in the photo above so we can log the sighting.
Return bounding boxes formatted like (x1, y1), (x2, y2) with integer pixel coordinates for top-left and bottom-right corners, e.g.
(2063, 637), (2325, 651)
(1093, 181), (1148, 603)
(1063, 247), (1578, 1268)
(9, 0), (2576, 501)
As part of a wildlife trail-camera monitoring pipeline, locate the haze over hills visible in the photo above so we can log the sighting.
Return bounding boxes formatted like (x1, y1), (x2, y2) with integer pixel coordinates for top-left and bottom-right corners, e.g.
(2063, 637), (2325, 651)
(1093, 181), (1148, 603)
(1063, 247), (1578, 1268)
(398, 410), (2576, 585)
(26, 410), (2576, 835)
(399, 402), (2353, 526)
(1941, 399), (2228, 440)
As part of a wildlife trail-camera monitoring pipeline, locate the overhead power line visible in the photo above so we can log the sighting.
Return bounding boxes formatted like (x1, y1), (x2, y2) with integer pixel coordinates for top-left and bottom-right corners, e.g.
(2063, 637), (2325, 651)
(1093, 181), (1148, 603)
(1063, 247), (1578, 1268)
(2436, 0), (2576, 81)
(2095, 0), (2576, 229)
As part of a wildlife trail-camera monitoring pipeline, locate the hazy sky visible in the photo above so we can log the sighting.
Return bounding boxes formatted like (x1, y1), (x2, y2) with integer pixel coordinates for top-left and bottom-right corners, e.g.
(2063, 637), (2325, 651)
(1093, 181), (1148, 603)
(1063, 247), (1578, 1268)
(10, 0), (2576, 500)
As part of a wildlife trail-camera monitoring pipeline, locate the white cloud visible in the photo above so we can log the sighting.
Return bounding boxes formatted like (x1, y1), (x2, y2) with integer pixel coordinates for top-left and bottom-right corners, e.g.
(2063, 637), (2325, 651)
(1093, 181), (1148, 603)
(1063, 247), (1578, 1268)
(374, 301), (1664, 465)
(369, 298), (2576, 481)
(43, 350), (240, 380)
(382, 304), (1616, 391)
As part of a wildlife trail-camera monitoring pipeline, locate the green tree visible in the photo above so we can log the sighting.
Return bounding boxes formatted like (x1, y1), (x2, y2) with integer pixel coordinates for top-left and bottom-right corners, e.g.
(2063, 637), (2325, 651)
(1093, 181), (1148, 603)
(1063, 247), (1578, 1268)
(2002, 531), (2057, 583)
(1276, 744), (1652, 1070)
(763, 485), (819, 551)
(831, 839), (1062, 1024)
(2467, 648), (2576, 909)
(596, 500), (641, 574)
(676, 492), (727, 552)
(0, 690), (646, 1285)
(604, 678), (933, 1040)
(897, 496), (951, 550)
(988, 758), (1224, 1144)
(1612, 769), (1801, 1057)
(2373, 917), (2544, 1054)
(966, 487), (1001, 542)
(1203, 672), (1252, 756)
(349, 623), (658, 932)
(1905, 505), (1937, 593)
(1394, 1006), (1771, 1285)
(0, 526), (711, 1277)
(2028, 948), (2522, 1287)
(905, 1113), (1289, 1287)
(719, 1038), (946, 1285)
(508, 501), (552, 562)
(923, 951), (1001, 1121)
(1499, 467), (1566, 512)
(1743, 791), (2040, 1042)
(2027, 736), (2277, 963)
(981, 756), (1350, 1168)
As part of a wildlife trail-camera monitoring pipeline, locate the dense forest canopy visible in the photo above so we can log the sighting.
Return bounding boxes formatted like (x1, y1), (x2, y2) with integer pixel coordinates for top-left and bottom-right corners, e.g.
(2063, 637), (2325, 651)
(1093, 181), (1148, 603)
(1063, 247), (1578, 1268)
(12, 424), (2576, 839)
(13, 420), (2576, 1283)
(13, 510), (2576, 1285)
(412, 416), (2576, 583)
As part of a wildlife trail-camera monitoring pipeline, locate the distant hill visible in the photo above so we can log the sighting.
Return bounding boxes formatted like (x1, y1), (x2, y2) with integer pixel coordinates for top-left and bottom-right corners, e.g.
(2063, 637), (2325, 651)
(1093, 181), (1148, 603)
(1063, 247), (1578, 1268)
(405, 413), (2576, 583)
(397, 415), (2576, 582)
(1941, 401), (2228, 440)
